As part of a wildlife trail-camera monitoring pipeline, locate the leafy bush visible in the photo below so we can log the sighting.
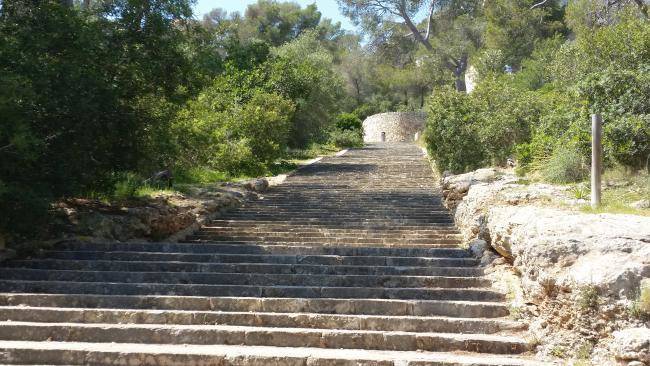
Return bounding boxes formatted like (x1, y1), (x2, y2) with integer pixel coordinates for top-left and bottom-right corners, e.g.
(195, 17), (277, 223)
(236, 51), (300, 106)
(579, 66), (650, 117)
(0, 1), (198, 241)
(424, 88), (486, 173)
(539, 145), (589, 184)
(604, 115), (650, 170)
(472, 76), (541, 165)
(335, 113), (363, 132)
(632, 279), (650, 318)
(112, 173), (145, 201)
(329, 129), (364, 148)
(174, 85), (295, 176)
(269, 31), (345, 147)
(209, 138), (261, 176)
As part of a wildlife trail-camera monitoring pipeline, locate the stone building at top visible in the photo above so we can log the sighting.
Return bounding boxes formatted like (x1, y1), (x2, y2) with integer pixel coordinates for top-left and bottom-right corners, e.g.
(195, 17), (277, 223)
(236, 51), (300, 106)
(362, 112), (426, 143)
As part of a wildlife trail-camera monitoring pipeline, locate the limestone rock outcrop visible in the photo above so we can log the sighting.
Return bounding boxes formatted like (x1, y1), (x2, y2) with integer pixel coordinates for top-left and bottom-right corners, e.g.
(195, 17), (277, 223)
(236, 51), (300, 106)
(53, 181), (264, 243)
(441, 167), (650, 363)
(443, 169), (650, 300)
(611, 327), (650, 364)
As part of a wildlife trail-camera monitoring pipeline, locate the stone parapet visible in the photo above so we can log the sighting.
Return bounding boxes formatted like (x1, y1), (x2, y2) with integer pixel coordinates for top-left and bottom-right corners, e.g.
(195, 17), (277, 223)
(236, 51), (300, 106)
(362, 112), (426, 142)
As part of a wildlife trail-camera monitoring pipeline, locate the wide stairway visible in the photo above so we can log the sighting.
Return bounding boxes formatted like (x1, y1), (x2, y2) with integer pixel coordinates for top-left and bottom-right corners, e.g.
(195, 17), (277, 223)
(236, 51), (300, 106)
(0, 143), (546, 365)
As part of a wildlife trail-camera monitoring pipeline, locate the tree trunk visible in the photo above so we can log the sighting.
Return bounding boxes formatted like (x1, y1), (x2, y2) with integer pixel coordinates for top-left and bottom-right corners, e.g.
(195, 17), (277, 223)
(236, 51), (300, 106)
(454, 77), (466, 92)
(420, 87), (425, 108)
(353, 78), (362, 105)
(399, 8), (433, 51)
(453, 54), (468, 92)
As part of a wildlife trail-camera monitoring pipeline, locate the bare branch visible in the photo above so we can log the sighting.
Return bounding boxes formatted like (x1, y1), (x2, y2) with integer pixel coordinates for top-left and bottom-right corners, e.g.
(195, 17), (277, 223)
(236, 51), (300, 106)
(530, 0), (549, 9)
(424, 0), (435, 41)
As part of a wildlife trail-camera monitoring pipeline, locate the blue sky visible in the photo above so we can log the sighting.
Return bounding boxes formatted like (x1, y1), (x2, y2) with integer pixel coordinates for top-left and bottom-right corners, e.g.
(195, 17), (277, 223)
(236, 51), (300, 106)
(192, 1), (356, 31)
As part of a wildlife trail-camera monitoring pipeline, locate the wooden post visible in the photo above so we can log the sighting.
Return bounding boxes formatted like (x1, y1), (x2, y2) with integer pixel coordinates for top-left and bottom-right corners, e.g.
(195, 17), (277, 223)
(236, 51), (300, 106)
(591, 114), (602, 208)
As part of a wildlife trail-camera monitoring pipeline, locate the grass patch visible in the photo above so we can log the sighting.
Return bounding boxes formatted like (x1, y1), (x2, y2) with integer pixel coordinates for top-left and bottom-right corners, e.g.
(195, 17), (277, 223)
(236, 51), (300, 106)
(79, 144), (344, 203)
(549, 345), (568, 358)
(580, 168), (650, 216)
(575, 341), (593, 360)
(285, 143), (340, 161)
(133, 186), (178, 199)
(629, 279), (650, 320)
(174, 167), (231, 185)
(577, 284), (600, 310)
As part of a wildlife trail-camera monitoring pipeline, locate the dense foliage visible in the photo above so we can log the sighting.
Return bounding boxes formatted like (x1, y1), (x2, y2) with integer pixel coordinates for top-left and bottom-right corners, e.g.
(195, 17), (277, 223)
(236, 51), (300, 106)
(0, 0), (206, 237)
(0, 0), (347, 243)
(1, 0), (649, 243)
(423, 4), (650, 179)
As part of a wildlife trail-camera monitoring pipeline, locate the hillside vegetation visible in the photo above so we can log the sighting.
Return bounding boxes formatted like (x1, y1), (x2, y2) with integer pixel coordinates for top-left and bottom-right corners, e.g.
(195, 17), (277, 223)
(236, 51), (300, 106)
(1, 0), (648, 244)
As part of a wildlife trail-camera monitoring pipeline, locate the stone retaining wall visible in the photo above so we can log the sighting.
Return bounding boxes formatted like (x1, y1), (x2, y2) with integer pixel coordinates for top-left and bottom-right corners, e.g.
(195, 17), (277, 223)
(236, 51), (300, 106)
(362, 112), (426, 142)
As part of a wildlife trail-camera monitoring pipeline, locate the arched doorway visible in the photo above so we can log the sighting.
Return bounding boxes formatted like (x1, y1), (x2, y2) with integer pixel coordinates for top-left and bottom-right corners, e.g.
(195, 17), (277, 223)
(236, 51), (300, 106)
(381, 132), (386, 142)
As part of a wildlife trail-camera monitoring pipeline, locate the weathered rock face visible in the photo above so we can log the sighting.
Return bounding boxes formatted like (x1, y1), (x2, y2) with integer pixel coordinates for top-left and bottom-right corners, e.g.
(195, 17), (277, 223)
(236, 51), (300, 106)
(631, 199), (650, 209)
(441, 168), (650, 362)
(362, 112), (426, 142)
(611, 327), (650, 364)
(444, 169), (650, 300)
(52, 180), (268, 244)
(486, 206), (650, 300)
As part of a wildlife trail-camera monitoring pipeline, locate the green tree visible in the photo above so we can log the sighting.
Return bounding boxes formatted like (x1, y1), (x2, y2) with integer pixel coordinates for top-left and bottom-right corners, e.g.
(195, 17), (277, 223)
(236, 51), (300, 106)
(483, 0), (565, 68)
(269, 31), (346, 146)
(338, 0), (482, 91)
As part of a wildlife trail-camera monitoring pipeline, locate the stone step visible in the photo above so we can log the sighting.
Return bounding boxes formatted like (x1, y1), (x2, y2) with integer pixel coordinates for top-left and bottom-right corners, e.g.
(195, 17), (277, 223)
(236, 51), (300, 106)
(197, 227), (459, 235)
(0, 294), (510, 318)
(243, 201), (444, 206)
(208, 219), (457, 227)
(0, 321), (531, 354)
(0, 143), (537, 363)
(0, 306), (524, 334)
(182, 239), (461, 248)
(184, 235), (461, 245)
(198, 227), (461, 237)
(203, 222), (459, 232)
(0, 280), (506, 301)
(214, 217), (455, 224)
(234, 206), (447, 211)
(229, 206), (450, 211)
(0, 341), (552, 365)
(222, 213), (452, 219)
(182, 239), (459, 248)
(53, 242), (471, 257)
(40, 250), (478, 266)
(4, 259), (484, 277)
(0, 268), (492, 288)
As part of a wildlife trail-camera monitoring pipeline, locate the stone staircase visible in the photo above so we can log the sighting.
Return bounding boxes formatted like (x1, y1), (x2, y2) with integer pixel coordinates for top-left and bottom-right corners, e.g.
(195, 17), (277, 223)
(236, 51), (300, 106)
(0, 143), (547, 365)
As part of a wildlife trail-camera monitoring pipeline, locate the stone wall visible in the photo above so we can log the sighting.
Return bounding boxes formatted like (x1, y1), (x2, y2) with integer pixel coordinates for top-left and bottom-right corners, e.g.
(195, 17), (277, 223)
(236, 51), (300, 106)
(362, 112), (426, 142)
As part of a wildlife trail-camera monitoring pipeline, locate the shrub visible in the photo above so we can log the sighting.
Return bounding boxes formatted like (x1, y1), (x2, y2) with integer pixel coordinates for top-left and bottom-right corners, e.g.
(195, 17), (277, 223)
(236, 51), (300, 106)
(577, 284), (600, 310)
(329, 129), (364, 148)
(630, 279), (650, 319)
(209, 138), (261, 176)
(472, 76), (541, 165)
(174, 83), (295, 176)
(335, 113), (363, 132)
(539, 145), (589, 183)
(351, 104), (378, 121)
(269, 31), (345, 147)
(234, 91), (295, 165)
(424, 88), (486, 173)
(112, 172), (143, 201)
(604, 115), (650, 170)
